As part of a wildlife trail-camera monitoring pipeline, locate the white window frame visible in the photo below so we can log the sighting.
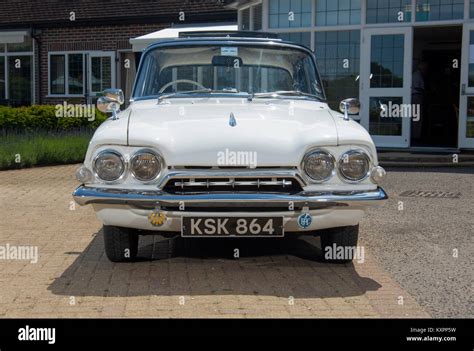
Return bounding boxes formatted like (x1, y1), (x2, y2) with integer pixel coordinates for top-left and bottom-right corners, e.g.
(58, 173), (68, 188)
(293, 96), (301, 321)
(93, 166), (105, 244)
(48, 51), (116, 98)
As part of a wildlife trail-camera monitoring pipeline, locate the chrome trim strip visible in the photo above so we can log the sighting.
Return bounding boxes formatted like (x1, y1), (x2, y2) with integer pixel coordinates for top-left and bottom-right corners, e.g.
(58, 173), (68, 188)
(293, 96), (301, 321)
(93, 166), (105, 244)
(173, 179), (293, 188)
(73, 185), (388, 208)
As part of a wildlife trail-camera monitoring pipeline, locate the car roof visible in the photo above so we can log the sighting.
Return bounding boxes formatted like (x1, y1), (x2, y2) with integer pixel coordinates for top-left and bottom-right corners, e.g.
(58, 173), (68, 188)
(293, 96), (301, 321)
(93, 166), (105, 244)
(143, 35), (312, 54)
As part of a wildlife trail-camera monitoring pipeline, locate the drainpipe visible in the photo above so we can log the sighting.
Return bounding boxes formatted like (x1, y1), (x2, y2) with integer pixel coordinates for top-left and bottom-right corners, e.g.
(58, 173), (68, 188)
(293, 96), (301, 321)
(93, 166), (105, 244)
(31, 27), (42, 105)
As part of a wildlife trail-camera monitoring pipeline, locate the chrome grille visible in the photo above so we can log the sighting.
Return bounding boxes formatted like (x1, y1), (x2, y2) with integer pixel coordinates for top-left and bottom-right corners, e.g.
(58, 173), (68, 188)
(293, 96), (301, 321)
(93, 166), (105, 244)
(163, 177), (303, 195)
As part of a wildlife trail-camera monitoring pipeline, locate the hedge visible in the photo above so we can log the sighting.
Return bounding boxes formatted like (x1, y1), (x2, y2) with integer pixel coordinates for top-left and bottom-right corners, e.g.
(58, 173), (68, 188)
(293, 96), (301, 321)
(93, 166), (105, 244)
(0, 105), (108, 132)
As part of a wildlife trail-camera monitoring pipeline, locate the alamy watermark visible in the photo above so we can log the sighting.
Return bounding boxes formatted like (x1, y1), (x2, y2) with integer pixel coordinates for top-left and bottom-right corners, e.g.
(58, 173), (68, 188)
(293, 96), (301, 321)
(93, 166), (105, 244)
(0, 244), (38, 264)
(18, 326), (55, 345)
(380, 101), (420, 121)
(324, 244), (365, 264)
(55, 102), (95, 121)
(217, 148), (258, 168)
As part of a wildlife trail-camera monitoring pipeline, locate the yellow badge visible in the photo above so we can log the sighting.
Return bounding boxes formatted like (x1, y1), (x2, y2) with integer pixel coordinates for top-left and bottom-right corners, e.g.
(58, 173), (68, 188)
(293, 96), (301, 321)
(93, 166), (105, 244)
(148, 211), (166, 227)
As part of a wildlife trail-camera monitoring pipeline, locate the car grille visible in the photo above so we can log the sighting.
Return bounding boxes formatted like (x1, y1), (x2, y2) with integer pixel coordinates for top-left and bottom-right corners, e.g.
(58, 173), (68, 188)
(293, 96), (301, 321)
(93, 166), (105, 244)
(162, 177), (304, 195)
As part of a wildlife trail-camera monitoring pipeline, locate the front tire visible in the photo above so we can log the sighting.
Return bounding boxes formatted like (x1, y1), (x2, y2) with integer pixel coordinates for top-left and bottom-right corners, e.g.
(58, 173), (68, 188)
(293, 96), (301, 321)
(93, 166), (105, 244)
(320, 225), (359, 263)
(103, 226), (139, 262)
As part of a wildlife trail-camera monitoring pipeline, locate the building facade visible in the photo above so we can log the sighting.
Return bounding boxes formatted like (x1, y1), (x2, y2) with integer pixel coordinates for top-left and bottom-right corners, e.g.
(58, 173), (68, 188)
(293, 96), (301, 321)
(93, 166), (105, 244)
(229, 0), (474, 149)
(0, 0), (236, 107)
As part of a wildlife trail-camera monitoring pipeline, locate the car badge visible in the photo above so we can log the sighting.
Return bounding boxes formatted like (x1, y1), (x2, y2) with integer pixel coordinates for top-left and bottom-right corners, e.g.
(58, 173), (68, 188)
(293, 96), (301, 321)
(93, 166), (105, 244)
(297, 213), (312, 229)
(229, 112), (237, 127)
(148, 209), (167, 227)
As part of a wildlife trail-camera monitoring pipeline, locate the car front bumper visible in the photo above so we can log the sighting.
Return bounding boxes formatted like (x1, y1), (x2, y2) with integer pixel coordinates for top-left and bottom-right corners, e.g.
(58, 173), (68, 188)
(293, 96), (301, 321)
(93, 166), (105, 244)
(73, 186), (388, 232)
(73, 186), (387, 207)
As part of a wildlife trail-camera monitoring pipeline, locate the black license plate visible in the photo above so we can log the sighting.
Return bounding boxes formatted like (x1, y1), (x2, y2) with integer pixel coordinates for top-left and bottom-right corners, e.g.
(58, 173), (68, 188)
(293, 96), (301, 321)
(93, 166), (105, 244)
(181, 217), (284, 237)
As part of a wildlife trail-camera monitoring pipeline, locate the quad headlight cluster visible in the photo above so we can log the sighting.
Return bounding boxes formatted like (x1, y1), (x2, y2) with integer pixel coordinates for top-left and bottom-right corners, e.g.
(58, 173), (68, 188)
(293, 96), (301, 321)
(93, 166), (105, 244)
(92, 149), (163, 183)
(302, 149), (372, 183)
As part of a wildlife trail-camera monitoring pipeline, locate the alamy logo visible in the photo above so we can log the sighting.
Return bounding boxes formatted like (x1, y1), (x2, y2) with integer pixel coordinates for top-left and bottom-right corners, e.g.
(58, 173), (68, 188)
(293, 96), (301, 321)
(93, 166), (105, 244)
(380, 101), (420, 121)
(55, 102), (95, 121)
(0, 244), (38, 264)
(18, 325), (56, 344)
(217, 148), (258, 168)
(324, 244), (365, 264)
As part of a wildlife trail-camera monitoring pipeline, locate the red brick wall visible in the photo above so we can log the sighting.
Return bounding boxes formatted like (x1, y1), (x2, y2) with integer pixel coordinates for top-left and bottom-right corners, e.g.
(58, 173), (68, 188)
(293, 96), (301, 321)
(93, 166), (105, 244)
(36, 23), (169, 105)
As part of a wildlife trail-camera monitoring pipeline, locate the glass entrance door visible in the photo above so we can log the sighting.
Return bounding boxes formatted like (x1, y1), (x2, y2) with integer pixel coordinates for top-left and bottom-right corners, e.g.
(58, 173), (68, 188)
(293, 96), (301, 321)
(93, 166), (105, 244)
(459, 23), (474, 148)
(360, 27), (413, 147)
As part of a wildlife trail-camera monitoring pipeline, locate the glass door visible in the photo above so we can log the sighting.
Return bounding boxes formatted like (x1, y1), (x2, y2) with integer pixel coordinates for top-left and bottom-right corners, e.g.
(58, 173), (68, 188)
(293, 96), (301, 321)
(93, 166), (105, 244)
(360, 27), (413, 148)
(459, 23), (474, 148)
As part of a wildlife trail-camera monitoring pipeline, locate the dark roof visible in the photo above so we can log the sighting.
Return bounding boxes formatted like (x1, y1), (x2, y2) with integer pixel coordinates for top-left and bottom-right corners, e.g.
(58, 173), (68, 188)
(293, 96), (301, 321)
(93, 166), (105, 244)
(0, 0), (236, 28)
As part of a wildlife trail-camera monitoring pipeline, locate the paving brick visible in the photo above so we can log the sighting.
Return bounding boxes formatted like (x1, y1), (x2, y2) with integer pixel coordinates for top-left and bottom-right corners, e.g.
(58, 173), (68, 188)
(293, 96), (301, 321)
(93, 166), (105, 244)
(0, 165), (430, 318)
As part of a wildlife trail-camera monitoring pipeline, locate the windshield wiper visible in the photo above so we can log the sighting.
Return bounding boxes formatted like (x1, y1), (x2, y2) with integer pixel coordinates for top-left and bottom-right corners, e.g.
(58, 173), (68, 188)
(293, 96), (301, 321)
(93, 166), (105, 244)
(251, 90), (322, 101)
(158, 88), (241, 103)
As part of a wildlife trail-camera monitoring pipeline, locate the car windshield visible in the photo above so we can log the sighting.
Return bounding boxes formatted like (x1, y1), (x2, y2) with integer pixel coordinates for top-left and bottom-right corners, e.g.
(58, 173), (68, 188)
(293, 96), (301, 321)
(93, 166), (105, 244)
(133, 43), (325, 101)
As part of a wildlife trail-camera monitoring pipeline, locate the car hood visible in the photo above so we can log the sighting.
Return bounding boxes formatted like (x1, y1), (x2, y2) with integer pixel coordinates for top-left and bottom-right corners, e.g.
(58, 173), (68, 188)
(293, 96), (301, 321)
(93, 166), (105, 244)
(127, 98), (359, 167)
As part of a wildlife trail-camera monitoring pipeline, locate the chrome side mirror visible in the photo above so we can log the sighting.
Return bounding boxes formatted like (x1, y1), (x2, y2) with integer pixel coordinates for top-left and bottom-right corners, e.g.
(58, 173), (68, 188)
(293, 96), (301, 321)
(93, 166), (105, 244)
(339, 98), (360, 121)
(97, 89), (124, 120)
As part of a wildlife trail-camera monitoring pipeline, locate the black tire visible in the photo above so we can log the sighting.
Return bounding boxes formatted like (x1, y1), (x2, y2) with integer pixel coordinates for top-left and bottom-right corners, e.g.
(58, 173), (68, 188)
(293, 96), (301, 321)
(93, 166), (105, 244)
(320, 225), (359, 263)
(103, 226), (139, 262)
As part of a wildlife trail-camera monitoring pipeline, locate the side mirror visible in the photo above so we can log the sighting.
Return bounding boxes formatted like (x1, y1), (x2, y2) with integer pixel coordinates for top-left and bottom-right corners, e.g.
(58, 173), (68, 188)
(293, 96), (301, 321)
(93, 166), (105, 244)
(339, 98), (360, 121)
(97, 89), (124, 120)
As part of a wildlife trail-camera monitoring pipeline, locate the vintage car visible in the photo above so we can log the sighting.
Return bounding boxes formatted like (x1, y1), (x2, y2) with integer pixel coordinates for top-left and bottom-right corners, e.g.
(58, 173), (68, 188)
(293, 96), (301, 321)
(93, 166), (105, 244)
(73, 32), (388, 263)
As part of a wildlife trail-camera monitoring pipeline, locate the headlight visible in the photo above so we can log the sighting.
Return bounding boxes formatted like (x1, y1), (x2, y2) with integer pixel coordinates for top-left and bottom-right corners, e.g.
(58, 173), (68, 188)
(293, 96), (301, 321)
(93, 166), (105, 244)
(93, 150), (125, 182)
(339, 150), (371, 182)
(302, 150), (335, 182)
(130, 150), (163, 182)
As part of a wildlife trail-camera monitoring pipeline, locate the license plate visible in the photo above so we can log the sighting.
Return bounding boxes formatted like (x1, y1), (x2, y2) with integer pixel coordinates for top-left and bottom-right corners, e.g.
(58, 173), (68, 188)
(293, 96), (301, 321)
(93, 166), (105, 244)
(181, 217), (284, 237)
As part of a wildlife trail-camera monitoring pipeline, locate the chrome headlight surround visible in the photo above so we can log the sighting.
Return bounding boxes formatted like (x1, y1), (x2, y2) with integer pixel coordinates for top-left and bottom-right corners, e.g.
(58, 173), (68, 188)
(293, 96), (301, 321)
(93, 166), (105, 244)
(93, 150), (126, 183)
(301, 149), (336, 183)
(130, 149), (164, 183)
(338, 150), (372, 183)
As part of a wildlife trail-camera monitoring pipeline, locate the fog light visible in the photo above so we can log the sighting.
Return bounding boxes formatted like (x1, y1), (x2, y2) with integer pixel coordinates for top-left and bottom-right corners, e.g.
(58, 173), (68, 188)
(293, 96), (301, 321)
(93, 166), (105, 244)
(371, 166), (386, 183)
(75, 165), (93, 183)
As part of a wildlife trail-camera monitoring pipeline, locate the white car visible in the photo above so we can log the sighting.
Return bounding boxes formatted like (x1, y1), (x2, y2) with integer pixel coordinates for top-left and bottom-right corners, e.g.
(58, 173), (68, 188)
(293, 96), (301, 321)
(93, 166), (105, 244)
(73, 33), (388, 263)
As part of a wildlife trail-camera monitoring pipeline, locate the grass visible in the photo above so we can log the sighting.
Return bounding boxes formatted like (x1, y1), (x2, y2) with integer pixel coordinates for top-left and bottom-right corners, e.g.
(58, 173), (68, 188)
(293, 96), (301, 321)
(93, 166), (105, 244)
(0, 129), (94, 170)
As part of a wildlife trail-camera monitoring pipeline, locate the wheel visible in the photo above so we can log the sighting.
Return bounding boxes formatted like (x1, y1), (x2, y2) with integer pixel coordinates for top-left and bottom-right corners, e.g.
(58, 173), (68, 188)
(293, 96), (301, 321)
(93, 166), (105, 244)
(320, 225), (359, 263)
(103, 226), (139, 262)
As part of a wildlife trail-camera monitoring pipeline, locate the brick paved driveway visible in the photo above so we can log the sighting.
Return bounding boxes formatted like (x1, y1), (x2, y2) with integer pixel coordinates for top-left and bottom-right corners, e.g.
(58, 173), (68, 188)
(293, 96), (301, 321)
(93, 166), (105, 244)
(0, 165), (428, 318)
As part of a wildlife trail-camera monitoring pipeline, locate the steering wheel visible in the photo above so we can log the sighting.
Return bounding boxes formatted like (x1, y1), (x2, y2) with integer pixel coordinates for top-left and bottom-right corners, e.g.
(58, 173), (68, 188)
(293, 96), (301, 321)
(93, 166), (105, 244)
(159, 79), (207, 93)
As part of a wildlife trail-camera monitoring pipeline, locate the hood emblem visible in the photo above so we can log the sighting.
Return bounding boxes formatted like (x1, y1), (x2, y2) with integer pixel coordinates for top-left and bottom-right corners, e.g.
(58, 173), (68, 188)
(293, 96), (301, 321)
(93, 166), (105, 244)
(229, 112), (237, 127)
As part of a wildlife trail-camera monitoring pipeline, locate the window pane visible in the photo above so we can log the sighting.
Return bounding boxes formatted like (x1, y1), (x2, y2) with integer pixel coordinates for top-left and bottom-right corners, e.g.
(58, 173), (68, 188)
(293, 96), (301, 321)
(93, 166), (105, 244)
(0, 57), (5, 101)
(253, 4), (263, 30)
(6, 36), (33, 52)
(279, 32), (311, 48)
(50, 55), (65, 95)
(315, 30), (360, 111)
(370, 34), (404, 88)
(241, 8), (250, 30)
(467, 97), (474, 138)
(91, 56), (112, 93)
(416, 0), (464, 21)
(269, 0), (312, 28)
(68, 54), (83, 95)
(315, 0), (361, 26)
(470, 32), (474, 87)
(369, 96), (403, 135)
(367, 0), (412, 24)
(8, 56), (32, 106)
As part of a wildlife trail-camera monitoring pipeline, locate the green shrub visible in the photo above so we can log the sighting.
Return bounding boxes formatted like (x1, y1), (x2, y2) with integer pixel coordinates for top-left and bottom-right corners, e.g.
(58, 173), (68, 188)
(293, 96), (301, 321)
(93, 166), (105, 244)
(0, 105), (108, 170)
(0, 105), (107, 132)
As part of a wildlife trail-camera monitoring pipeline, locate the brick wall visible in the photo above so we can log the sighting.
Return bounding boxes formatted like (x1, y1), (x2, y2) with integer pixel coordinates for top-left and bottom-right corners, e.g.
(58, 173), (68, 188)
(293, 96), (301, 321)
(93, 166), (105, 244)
(36, 23), (170, 105)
